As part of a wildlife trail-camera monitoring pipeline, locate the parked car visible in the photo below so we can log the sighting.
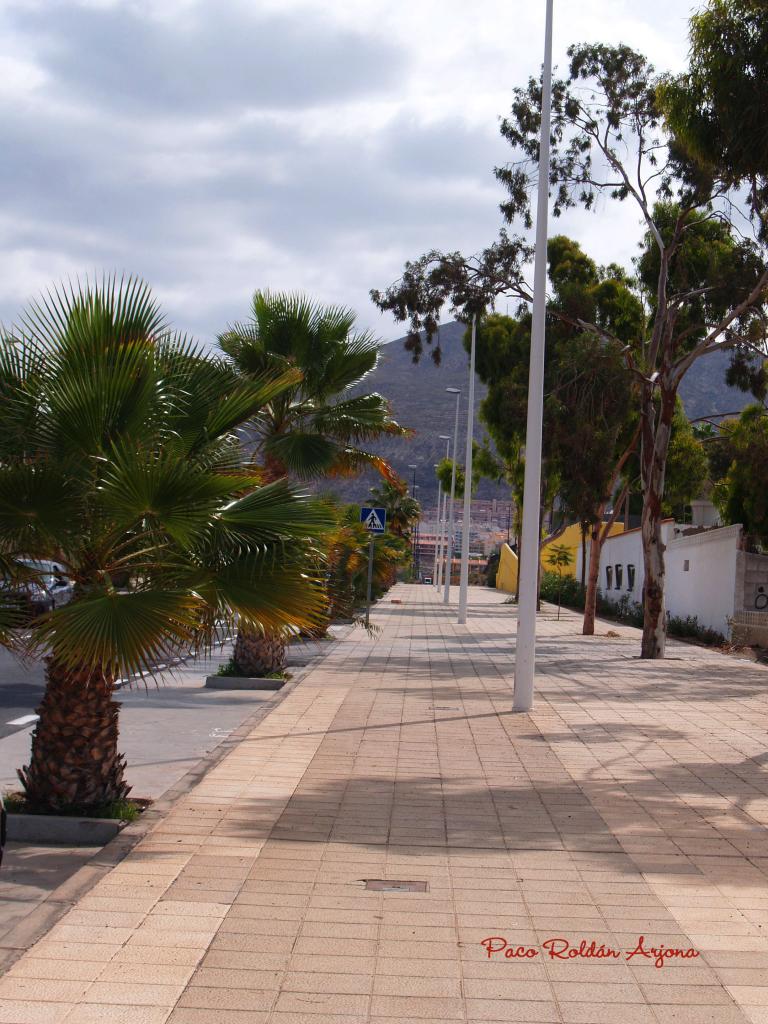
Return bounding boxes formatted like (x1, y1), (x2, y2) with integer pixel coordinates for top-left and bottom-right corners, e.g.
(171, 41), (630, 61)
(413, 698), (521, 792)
(1, 560), (74, 620)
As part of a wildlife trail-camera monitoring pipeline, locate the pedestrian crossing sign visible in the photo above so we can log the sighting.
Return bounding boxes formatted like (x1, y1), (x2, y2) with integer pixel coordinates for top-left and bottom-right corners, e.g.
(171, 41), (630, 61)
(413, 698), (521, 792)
(360, 506), (387, 533)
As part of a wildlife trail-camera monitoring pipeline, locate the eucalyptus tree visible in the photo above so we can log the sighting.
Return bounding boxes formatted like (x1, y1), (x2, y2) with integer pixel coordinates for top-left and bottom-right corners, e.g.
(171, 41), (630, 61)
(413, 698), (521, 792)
(497, 43), (768, 657)
(0, 279), (333, 812)
(374, 236), (642, 634)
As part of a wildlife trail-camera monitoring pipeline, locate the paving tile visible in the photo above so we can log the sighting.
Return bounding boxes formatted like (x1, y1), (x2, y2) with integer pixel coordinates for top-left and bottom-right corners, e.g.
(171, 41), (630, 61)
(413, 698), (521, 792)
(3, 587), (766, 1024)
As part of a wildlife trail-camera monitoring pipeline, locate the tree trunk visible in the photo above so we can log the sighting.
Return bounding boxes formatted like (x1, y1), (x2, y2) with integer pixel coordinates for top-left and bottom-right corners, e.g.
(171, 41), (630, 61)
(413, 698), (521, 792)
(582, 516), (604, 636)
(19, 658), (129, 812)
(233, 628), (286, 676)
(580, 525), (587, 590)
(640, 386), (676, 659)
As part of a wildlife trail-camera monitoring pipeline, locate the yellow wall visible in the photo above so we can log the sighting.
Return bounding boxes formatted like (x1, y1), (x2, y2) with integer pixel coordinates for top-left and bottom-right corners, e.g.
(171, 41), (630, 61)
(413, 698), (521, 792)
(495, 522), (625, 594)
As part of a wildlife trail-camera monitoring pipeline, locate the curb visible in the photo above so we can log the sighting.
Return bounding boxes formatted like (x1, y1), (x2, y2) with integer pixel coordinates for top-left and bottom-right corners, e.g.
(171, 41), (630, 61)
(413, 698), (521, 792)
(6, 814), (122, 846)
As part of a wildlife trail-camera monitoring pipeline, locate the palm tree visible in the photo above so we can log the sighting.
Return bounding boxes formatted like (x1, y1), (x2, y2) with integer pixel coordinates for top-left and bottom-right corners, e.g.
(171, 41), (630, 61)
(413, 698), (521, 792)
(326, 507), (411, 618)
(368, 478), (421, 539)
(219, 291), (408, 674)
(0, 278), (334, 812)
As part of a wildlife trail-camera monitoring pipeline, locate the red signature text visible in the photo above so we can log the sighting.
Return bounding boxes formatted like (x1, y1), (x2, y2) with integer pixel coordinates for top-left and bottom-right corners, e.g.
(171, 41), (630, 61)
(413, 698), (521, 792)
(481, 935), (699, 969)
(481, 937), (539, 959)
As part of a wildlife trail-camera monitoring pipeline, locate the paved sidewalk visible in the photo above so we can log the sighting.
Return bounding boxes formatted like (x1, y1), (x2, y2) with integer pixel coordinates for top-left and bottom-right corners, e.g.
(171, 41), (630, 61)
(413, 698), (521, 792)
(1, 585), (767, 1023)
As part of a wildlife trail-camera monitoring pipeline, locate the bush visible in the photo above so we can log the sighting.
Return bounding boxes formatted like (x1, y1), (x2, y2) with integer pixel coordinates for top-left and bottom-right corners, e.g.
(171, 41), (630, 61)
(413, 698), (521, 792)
(539, 571), (586, 609)
(598, 593), (644, 628)
(667, 614), (725, 646)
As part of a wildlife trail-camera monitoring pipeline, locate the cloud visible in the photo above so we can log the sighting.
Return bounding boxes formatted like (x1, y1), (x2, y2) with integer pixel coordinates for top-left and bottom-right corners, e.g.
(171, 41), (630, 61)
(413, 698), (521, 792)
(8, 1), (404, 114)
(0, 0), (700, 343)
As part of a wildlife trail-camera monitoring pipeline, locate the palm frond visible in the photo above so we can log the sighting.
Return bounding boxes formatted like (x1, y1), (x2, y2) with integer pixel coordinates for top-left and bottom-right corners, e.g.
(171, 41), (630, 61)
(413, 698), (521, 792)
(310, 393), (409, 443)
(97, 447), (259, 548)
(215, 481), (335, 544)
(193, 554), (328, 633)
(31, 588), (203, 679)
(327, 449), (401, 483)
(261, 432), (340, 479)
(0, 463), (80, 552)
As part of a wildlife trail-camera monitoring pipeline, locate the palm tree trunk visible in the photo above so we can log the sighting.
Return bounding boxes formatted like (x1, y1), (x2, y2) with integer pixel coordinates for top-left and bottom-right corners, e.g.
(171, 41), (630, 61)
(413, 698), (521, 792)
(19, 658), (129, 812)
(233, 628), (286, 676)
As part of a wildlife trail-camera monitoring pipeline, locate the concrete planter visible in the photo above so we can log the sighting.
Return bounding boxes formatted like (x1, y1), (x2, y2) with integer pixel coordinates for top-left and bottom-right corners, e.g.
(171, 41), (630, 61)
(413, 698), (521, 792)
(204, 675), (286, 690)
(7, 813), (124, 846)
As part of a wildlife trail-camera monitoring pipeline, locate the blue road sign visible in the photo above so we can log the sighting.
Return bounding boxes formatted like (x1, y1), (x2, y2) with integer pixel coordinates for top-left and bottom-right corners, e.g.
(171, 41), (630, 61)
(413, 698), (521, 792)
(360, 506), (387, 534)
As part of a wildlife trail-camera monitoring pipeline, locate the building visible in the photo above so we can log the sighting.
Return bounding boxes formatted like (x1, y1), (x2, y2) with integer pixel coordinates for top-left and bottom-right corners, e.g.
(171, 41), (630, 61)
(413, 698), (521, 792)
(576, 521), (768, 641)
(496, 522), (625, 594)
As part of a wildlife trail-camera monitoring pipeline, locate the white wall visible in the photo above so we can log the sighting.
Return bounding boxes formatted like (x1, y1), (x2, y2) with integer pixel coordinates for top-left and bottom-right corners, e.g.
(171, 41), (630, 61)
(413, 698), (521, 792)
(577, 522), (741, 638)
(665, 525), (741, 636)
(576, 522), (676, 607)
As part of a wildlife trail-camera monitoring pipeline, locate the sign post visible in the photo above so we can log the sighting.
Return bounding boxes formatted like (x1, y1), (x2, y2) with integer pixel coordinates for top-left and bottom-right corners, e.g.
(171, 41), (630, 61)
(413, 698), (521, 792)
(360, 506), (387, 627)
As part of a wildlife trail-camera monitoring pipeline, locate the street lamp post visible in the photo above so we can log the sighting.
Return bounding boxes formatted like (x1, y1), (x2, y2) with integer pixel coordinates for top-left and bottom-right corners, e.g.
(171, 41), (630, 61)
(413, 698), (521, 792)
(408, 464), (419, 581)
(432, 463), (441, 586)
(436, 436), (451, 590)
(443, 388), (461, 604)
(513, 0), (555, 713)
(457, 315), (477, 624)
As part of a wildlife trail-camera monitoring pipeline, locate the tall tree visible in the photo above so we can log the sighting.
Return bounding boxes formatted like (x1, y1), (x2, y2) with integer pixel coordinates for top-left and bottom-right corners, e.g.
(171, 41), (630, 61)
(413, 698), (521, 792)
(374, 235), (641, 631)
(713, 406), (768, 546)
(219, 291), (408, 675)
(368, 478), (420, 540)
(0, 279), (333, 812)
(660, 0), (768, 233)
(497, 42), (768, 657)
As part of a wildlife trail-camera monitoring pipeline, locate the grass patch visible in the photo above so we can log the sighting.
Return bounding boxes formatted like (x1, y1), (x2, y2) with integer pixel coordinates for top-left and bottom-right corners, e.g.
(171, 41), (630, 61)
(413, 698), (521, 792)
(3, 792), (149, 821)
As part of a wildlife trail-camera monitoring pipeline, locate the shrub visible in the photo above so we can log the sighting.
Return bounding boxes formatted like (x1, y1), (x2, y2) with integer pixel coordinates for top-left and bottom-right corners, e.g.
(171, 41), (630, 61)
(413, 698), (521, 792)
(597, 593), (644, 628)
(539, 571), (586, 610)
(667, 614), (725, 646)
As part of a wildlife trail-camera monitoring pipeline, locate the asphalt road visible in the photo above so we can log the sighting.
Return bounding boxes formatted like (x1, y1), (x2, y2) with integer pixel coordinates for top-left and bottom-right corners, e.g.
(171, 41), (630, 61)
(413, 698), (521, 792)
(0, 649), (45, 741)
(0, 633), (341, 799)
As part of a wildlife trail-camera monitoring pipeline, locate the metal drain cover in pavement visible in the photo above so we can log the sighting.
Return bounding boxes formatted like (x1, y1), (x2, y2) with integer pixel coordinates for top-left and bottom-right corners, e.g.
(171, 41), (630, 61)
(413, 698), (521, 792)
(364, 879), (429, 892)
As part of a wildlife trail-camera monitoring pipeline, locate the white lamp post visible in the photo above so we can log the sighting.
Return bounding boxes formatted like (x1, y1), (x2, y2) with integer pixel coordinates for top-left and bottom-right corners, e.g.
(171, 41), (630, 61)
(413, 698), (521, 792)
(443, 388), (461, 604)
(513, 0), (555, 712)
(408, 464), (418, 581)
(435, 436), (451, 590)
(457, 315), (477, 624)
(432, 463), (441, 586)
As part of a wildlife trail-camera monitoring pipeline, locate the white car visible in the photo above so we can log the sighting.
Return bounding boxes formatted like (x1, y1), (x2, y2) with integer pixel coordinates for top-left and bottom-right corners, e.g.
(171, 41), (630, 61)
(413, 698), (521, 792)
(2, 560), (74, 619)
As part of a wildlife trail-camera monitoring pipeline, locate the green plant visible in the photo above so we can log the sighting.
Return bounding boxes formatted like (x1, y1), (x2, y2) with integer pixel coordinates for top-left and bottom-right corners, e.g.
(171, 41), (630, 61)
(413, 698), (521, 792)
(0, 277), (334, 814)
(3, 791), (145, 821)
(545, 543), (574, 620)
(538, 571), (586, 610)
(667, 614), (725, 646)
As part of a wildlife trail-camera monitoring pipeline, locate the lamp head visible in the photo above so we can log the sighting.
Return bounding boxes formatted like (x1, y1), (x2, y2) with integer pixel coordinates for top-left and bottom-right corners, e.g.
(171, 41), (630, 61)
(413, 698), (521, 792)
(446, 387), (460, 395)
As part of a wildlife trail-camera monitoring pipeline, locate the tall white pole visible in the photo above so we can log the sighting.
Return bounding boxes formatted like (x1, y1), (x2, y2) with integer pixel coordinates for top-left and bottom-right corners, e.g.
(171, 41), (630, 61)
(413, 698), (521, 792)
(436, 437), (451, 590)
(457, 316), (477, 624)
(513, 0), (554, 713)
(439, 490), (447, 589)
(433, 475), (442, 585)
(443, 392), (461, 604)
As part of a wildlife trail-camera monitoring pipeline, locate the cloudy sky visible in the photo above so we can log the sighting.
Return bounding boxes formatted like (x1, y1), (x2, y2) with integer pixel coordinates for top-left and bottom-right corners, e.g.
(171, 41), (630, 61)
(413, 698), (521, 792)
(0, 0), (698, 345)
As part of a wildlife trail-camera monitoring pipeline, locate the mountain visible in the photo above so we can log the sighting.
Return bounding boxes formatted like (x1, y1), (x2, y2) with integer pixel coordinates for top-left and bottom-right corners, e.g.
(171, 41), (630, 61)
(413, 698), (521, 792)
(327, 322), (755, 510)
